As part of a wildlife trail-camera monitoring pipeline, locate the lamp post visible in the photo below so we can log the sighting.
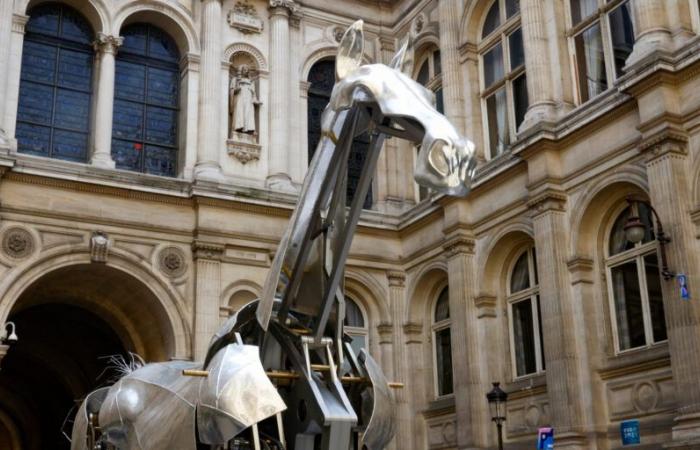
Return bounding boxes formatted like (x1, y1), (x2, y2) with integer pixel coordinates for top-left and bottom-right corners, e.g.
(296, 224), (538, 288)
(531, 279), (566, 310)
(486, 381), (508, 450)
(0, 321), (18, 367)
(623, 196), (675, 280)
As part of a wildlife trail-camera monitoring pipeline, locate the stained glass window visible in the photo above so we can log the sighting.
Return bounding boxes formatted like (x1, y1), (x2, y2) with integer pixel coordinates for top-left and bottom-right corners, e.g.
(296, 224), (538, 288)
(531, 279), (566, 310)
(112, 24), (180, 177)
(16, 4), (94, 162)
(307, 59), (372, 209)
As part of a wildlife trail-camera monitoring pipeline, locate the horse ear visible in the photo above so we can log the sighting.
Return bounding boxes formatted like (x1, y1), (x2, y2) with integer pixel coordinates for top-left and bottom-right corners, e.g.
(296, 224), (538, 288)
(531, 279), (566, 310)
(389, 34), (414, 76)
(336, 20), (364, 80)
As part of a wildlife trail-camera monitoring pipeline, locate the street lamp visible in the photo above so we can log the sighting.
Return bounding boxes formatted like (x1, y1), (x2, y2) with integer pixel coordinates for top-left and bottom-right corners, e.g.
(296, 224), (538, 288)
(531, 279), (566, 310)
(486, 381), (508, 450)
(0, 321), (18, 368)
(623, 196), (675, 280)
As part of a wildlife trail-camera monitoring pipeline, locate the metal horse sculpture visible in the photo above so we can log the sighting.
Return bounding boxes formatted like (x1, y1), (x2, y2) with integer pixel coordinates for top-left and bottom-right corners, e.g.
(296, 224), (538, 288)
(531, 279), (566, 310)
(71, 20), (476, 450)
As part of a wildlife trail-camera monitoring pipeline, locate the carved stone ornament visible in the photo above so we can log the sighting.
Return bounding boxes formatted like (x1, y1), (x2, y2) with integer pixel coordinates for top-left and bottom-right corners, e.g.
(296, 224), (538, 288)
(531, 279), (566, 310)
(413, 14), (425, 34)
(158, 246), (188, 278)
(269, 0), (300, 14)
(227, 133), (262, 164)
(227, 1), (263, 34)
(90, 231), (109, 263)
(333, 26), (344, 43)
(2, 227), (34, 259)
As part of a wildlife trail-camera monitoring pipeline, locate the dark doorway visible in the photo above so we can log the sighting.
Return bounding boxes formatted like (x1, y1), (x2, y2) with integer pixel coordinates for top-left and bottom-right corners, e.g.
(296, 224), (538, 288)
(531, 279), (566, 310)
(0, 304), (127, 450)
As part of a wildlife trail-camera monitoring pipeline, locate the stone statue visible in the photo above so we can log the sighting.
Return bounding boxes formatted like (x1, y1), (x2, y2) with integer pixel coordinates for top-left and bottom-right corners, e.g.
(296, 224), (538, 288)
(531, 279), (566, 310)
(229, 64), (259, 136)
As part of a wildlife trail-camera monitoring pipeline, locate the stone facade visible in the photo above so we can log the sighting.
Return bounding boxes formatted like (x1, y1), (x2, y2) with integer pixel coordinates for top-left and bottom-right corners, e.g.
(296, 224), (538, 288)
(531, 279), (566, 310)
(1, 0), (700, 449)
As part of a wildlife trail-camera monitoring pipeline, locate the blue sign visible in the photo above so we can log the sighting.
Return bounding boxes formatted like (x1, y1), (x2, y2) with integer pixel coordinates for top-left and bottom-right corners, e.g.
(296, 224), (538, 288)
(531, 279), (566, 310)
(621, 420), (640, 445)
(537, 427), (554, 450)
(678, 274), (690, 301)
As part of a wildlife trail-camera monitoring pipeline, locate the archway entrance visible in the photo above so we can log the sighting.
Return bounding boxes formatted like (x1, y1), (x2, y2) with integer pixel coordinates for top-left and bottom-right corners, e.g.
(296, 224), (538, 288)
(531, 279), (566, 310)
(0, 263), (178, 449)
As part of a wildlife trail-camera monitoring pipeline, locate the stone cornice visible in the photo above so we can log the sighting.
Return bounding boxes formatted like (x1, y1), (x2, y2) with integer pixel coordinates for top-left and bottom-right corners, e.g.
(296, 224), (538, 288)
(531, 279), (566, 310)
(377, 322), (393, 336)
(12, 14), (29, 34)
(387, 271), (406, 287)
(442, 236), (475, 258)
(567, 256), (595, 285)
(192, 240), (225, 260)
(526, 189), (567, 216)
(639, 128), (689, 163)
(474, 294), (497, 318)
(403, 321), (422, 335)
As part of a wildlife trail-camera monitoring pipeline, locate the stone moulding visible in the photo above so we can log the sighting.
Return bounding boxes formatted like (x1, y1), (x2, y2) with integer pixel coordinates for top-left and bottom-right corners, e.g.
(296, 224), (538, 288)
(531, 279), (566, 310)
(227, 136), (262, 164)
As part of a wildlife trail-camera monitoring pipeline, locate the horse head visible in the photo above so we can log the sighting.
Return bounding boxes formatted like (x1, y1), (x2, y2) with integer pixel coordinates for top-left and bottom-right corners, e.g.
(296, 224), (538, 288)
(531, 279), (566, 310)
(324, 20), (477, 197)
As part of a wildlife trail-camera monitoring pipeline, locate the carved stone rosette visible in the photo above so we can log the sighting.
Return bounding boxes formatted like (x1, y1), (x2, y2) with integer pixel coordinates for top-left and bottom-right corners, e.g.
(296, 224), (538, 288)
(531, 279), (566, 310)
(1, 227), (34, 260)
(90, 231), (109, 263)
(158, 246), (188, 278)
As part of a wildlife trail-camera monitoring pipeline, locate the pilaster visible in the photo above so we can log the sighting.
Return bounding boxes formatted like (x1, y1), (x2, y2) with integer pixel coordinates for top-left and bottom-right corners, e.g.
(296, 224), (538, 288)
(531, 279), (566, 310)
(527, 189), (590, 449)
(639, 133), (700, 444)
(387, 270), (410, 450)
(442, 235), (490, 449)
(438, 0), (466, 135)
(91, 33), (123, 169)
(192, 240), (224, 360)
(195, 0), (224, 182)
(626, 0), (673, 67)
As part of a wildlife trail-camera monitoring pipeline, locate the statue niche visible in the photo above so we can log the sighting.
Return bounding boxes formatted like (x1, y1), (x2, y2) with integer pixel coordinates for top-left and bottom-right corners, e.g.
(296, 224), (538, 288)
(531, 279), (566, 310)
(227, 57), (262, 164)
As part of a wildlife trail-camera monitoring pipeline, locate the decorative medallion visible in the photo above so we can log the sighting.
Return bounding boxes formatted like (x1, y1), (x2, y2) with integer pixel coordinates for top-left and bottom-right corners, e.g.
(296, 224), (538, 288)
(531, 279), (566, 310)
(90, 231), (109, 263)
(158, 246), (188, 278)
(333, 26), (344, 43)
(228, 1), (264, 34)
(2, 227), (34, 259)
(413, 14), (426, 34)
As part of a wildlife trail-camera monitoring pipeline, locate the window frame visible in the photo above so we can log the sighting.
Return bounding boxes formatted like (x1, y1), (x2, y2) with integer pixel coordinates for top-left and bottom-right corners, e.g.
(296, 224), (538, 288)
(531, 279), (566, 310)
(567, 0), (635, 105)
(431, 285), (454, 399)
(604, 205), (667, 354)
(506, 246), (545, 379)
(478, 0), (526, 159)
(344, 296), (369, 353)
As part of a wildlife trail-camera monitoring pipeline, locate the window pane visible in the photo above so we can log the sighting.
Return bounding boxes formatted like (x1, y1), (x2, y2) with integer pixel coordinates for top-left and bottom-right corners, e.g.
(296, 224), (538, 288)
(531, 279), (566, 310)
(433, 50), (442, 76)
(54, 89), (90, 131)
(144, 145), (176, 177)
(609, 204), (655, 256)
(435, 87), (444, 115)
(574, 23), (608, 102)
(26, 4), (60, 36)
(348, 333), (366, 357)
(512, 298), (537, 376)
(435, 287), (450, 322)
(57, 49), (92, 91)
(417, 60), (429, 86)
(435, 328), (453, 396)
(486, 88), (509, 156)
(532, 248), (539, 285)
(608, 1), (635, 77)
(611, 260), (646, 350)
(112, 99), (144, 141)
(145, 106), (177, 146)
(344, 298), (365, 328)
(15, 123), (51, 157)
(506, 0), (520, 18)
(644, 253), (667, 342)
(52, 129), (88, 161)
(482, 1), (501, 38)
(513, 73), (529, 130)
(20, 41), (57, 84)
(511, 251), (531, 293)
(147, 67), (179, 107)
(570, 0), (598, 25)
(112, 139), (142, 171)
(509, 28), (525, 70)
(483, 43), (505, 87)
(17, 82), (54, 125)
(536, 296), (545, 370)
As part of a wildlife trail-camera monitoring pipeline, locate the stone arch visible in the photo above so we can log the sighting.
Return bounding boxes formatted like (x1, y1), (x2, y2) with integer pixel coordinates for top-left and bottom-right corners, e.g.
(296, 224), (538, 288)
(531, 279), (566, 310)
(413, 33), (440, 78)
(0, 248), (191, 361)
(300, 45), (372, 80)
(479, 226), (534, 297)
(113, 0), (199, 55)
(17, 0), (109, 34)
(570, 169), (649, 258)
(460, 0), (496, 46)
(406, 260), (449, 325)
(224, 42), (268, 72)
(221, 279), (262, 314)
(344, 269), (390, 325)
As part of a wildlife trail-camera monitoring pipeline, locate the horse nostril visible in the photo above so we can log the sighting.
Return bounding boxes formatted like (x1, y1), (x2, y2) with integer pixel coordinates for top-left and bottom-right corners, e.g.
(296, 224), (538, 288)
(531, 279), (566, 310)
(427, 139), (450, 176)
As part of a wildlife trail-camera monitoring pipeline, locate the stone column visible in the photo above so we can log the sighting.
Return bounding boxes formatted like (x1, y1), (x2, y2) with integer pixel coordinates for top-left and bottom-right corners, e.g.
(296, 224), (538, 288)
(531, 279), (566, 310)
(195, 0), (224, 181)
(387, 271), (410, 450)
(626, 0), (673, 66)
(443, 236), (490, 449)
(266, 0), (297, 191)
(90, 33), (122, 169)
(528, 190), (589, 449)
(0, 0), (13, 149)
(438, 0), (466, 135)
(519, 0), (558, 130)
(641, 134), (700, 445)
(192, 241), (224, 360)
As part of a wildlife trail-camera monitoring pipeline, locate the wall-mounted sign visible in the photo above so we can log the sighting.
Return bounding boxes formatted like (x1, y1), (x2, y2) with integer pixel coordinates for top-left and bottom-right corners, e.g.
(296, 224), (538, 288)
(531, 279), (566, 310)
(621, 419), (640, 445)
(537, 427), (554, 450)
(678, 274), (690, 301)
(228, 1), (264, 34)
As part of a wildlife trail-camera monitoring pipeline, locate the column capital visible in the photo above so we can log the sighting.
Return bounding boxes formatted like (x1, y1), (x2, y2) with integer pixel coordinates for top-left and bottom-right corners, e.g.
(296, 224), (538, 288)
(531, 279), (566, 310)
(93, 32), (123, 55)
(387, 271), (406, 287)
(527, 189), (567, 217)
(192, 241), (225, 260)
(269, 0), (299, 15)
(442, 236), (475, 259)
(12, 14), (29, 34)
(640, 129), (689, 163)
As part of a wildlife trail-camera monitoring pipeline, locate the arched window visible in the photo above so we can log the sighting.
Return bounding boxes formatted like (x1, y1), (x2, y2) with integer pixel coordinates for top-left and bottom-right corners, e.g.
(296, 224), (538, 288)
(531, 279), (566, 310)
(414, 47), (443, 202)
(479, 0), (528, 158)
(569, 0), (634, 103)
(606, 204), (666, 352)
(432, 286), (453, 397)
(344, 297), (369, 356)
(307, 59), (372, 209)
(16, 4), (94, 162)
(507, 246), (545, 378)
(112, 23), (180, 177)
